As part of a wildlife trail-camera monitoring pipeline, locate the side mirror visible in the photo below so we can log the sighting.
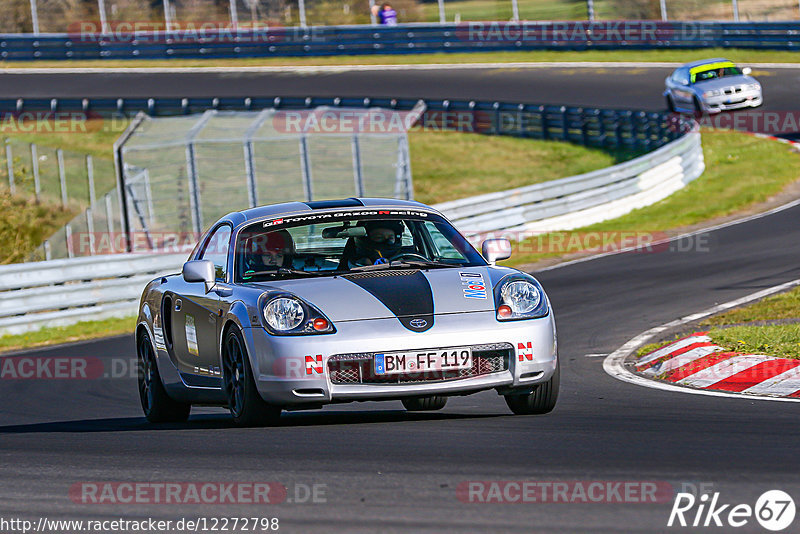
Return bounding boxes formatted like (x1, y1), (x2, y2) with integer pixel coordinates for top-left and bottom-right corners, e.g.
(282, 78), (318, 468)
(182, 259), (215, 293)
(742, 66), (752, 75)
(481, 238), (512, 265)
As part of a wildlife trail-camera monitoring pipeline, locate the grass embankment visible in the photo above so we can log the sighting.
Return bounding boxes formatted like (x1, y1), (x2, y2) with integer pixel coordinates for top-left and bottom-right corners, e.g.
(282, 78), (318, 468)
(505, 129), (800, 266)
(0, 316), (135, 353)
(638, 286), (800, 360)
(2, 48), (800, 70)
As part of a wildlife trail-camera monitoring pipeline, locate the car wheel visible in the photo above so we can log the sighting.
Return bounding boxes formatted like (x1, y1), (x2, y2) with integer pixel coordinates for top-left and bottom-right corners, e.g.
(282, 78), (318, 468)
(222, 327), (281, 427)
(504, 362), (560, 415)
(137, 330), (191, 423)
(666, 95), (676, 113)
(401, 396), (447, 411)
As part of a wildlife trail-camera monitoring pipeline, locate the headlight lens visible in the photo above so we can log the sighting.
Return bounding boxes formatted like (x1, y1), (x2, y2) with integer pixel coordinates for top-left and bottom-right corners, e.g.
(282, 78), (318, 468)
(263, 297), (304, 331)
(496, 278), (548, 321)
(703, 89), (721, 97)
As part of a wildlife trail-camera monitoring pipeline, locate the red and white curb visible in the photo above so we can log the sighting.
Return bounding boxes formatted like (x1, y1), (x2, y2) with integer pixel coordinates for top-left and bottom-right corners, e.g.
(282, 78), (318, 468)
(603, 278), (800, 403)
(634, 332), (800, 398)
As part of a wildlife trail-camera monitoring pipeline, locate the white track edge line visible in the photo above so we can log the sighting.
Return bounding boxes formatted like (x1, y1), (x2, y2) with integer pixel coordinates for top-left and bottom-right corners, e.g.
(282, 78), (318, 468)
(603, 278), (800, 402)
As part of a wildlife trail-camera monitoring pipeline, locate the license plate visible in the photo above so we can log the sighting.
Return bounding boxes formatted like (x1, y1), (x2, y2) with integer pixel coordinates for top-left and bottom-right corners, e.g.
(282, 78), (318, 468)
(374, 347), (473, 375)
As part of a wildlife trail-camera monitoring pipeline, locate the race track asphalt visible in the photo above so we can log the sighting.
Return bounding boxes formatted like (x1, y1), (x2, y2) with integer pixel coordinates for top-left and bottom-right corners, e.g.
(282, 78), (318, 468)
(1, 62), (799, 533)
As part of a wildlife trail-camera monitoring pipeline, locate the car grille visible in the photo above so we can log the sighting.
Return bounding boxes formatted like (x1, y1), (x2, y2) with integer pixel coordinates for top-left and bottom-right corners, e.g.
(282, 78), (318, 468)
(723, 86), (744, 95)
(328, 343), (512, 385)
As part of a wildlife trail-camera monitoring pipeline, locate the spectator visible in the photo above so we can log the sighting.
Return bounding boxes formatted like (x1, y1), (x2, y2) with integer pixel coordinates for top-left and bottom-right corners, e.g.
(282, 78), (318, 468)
(373, 2), (397, 26)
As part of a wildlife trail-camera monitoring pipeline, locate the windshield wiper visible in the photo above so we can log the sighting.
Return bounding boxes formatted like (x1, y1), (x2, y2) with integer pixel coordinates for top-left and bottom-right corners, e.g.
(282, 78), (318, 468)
(243, 268), (321, 279)
(348, 259), (455, 272)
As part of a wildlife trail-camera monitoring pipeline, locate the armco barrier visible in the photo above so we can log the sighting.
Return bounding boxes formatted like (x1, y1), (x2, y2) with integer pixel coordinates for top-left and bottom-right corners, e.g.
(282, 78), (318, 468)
(0, 253), (185, 335)
(0, 21), (799, 61)
(434, 128), (703, 236)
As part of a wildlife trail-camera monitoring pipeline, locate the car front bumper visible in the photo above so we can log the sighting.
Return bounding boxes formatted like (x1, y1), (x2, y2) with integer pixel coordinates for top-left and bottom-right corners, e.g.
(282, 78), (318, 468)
(702, 90), (762, 113)
(243, 311), (557, 406)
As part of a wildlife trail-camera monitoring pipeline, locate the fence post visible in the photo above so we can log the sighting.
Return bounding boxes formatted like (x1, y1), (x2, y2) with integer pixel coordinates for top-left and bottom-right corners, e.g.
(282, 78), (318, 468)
(86, 208), (95, 255)
(65, 224), (74, 259)
(86, 155), (96, 209)
(511, 0), (520, 22)
(369, 0), (377, 25)
(185, 143), (203, 235)
(44, 240), (51, 261)
(29, 0), (40, 35)
(57, 149), (68, 208)
(587, 0), (595, 21)
(98, 0), (109, 33)
(659, 0), (667, 21)
(105, 193), (115, 235)
(731, 0), (740, 21)
(299, 134), (314, 201)
(351, 133), (365, 197)
(143, 169), (155, 228)
(4, 140), (14, 195)
(163, 0), (173, 29)
(30, 144), (40, 202)
(229, 0), (239, 27)
(298, 0), (307, 27)
(437, 0), (446, 23)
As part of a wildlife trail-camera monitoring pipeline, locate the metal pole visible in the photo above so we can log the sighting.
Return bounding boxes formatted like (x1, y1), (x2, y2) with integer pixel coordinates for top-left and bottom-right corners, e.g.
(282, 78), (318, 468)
(660, 0), (667, 21)
(299, 135), (313, 201)
(437, 0), (446, 24)
(30, 144), (40, 202)
(243, 142), (258, 207)
(86, 155), (96, 209)
(97, 0), (109, 33)
(587, 0), (595, 21)
(65, 224), (74, 259)
(163, 0), (173, 29)
(44, 240), (51, 261)
(86, 208), (95, 255)
(511, 0), (519, 22)
(298, 0), (307, 28)
(105, 194), (115, 235)
(229, 0), (239, 28)
(57, 149), (68, 208)
(732, 0), (740, 21)
(351, 134), (365, 197)
(369, 0), (377, 25)
(29, 0), (40, 35)
(5, 140), (14, 195)
(143, 169), (155, 228)
(113, 111), (146, 253)
(185, 143), (203, 235)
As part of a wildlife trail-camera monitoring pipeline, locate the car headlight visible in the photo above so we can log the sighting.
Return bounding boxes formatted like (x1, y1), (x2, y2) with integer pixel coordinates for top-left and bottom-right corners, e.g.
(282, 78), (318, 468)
(748, 83), (761, 91)
(261, 294), (335, 335)
(703, 89), (721, 97)
(495, 277), (549, 321)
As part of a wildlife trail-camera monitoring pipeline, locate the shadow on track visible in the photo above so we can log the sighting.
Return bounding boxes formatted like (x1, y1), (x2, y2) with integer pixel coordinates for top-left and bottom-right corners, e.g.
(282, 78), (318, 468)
(0, 410), (508, 434)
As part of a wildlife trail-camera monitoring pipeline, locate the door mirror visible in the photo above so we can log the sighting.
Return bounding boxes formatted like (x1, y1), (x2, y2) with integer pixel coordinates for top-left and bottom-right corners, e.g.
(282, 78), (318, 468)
(742, 66), (752, 75)
(481, 238), (512, 265)
(183, 260), (215, 293)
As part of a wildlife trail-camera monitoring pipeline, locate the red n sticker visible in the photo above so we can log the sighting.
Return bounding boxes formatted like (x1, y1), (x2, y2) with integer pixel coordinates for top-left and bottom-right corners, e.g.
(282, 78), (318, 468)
(517, 342), (533, 362)
(305, 355), (323, 375)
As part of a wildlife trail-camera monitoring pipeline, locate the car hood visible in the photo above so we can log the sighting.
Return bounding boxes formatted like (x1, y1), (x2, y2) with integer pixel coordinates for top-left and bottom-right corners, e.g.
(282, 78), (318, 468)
(251, 267), (497, 324)
(694, 75), (756, 91)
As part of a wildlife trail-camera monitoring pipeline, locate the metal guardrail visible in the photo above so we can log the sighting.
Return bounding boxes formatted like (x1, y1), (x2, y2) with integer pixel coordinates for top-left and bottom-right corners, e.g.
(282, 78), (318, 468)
(1, 21), (799, 61)
(434, 129), (704, 236)
(0, 253), (185, 335)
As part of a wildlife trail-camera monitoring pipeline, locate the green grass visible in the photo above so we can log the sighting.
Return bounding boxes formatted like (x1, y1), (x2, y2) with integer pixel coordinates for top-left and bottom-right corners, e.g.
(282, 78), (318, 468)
(0, 316), (134, 353)
(2, 48), (800, 69)
(0, 190), (77, 264)
(408, 130), (622, 204)
(701, 286), (800, 326)
(505, 129), (800, 266)
(708, 324), (800, 360)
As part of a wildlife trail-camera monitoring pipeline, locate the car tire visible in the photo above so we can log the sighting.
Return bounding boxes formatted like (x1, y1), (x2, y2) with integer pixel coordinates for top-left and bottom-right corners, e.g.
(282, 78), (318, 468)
(504, 361), (560, 415)
(137, 329), (191, 423)
(666, 95), (676, 113)
(401, 396), (447, 411)
(222, 327), (282, 427)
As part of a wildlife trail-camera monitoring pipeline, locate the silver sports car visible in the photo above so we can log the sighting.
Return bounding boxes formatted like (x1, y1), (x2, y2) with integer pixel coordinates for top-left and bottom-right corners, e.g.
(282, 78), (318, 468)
(664, 58), (762, 114)
(136, 198), (558, 426)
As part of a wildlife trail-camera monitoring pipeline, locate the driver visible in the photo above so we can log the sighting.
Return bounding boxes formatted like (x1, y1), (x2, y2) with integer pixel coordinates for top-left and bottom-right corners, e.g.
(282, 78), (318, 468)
(346, 220), (404, 267)
(242, 230), (295, 275)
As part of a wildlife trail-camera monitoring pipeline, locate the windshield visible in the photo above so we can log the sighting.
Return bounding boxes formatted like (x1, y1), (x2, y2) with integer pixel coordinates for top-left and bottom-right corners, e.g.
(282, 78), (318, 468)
(234, 210), (486, 282)
(691, 65), (743, 84)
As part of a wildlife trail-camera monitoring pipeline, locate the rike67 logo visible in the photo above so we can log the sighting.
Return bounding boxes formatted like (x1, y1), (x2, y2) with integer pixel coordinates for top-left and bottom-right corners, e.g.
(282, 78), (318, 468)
(668, 490), (796, 531)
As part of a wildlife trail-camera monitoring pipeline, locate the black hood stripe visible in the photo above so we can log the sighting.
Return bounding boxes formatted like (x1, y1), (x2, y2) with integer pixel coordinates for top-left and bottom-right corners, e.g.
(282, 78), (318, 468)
(343, 270), (434, 332)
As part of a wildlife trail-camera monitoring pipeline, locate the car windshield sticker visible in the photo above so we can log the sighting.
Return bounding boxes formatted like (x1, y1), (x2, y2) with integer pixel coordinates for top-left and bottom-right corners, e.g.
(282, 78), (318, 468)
(263, 209), (430, 228)
(185, 315), (199, 356)
(689, 61), (736, 83)
(460, 272), (487, 299)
